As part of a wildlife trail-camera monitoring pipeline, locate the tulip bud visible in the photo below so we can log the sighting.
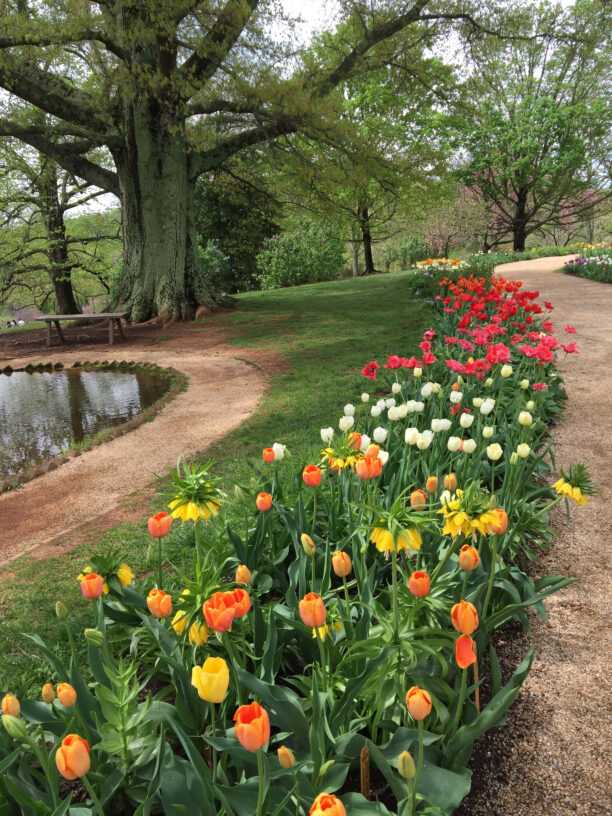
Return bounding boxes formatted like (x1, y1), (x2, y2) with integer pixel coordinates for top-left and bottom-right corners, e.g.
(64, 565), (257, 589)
(500, 364), (513, 378)
(472, 397), (483, 408)
(392, 382), (402, 394)
(370, 405), (382, 418)
(373, 427), (388, 444)
(320, 427), (334, 444)
(405, 686), (432, 720)
(482, 425), (494, 439)
(361, 392), (370, 403)
(486, 443), (503, 461)
(83, 628), (105, 647)
(409, 489), (427, 509)
(459, 413), (474, 429)
(520, 379), (530, 390)
(462, 439), (477, 454)
(458, 544), (480, 571)
(2, 715), (27, 740)
(339, 415), (354, 432)
(235, 564), (253, 584)
(277, 745), (296, 769)
(510, 452), (519, 465)
(55, 601), (69, 620)
(331, 551), (352, 578)
(447, 436), (461, 452)
(516, 443), (531, 459)
(425, 475), (438, 493)
(56, 683), (77, 708)
(413, 367), (422, 378)
(1, 694), (20, 717)
(398, 750), (416, 781)
(42, 683), (56, 704)
(526, 400), (535, 411)
(301, 533), (316, 557)
(484, 377), (493, 387)
(518, 411), (533, 427)
(443, 473), (457, 492)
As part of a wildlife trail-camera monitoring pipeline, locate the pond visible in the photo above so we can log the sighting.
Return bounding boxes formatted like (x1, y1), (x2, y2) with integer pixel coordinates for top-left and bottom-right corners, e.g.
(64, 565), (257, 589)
(0, 366), (170, 479)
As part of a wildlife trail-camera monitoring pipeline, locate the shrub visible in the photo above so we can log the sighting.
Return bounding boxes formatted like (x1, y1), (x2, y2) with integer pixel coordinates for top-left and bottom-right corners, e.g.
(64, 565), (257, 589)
(195, 240), (232, 299)
(256, 222), (345, 289)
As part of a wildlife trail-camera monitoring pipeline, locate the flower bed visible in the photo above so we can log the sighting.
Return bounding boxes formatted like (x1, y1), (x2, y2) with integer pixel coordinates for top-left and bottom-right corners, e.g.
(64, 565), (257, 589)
(0, 274), (591, 815)
(563, 250), (612, 284)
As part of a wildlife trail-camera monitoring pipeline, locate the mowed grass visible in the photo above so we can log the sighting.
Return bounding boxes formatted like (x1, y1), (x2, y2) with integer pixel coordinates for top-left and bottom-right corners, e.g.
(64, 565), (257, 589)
(0, 271), (431, 694)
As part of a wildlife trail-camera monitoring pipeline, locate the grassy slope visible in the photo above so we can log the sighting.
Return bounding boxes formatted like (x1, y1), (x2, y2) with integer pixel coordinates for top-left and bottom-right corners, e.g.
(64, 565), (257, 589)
(0, 271), (431, 694)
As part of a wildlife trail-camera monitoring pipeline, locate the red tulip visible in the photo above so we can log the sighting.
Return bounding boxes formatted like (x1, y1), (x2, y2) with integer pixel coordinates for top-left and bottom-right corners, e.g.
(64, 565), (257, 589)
(233, 702), (270, 751)
(455, 634), (477, 669)
(148, 511), (173, 538)
(302, 465), (322, 488)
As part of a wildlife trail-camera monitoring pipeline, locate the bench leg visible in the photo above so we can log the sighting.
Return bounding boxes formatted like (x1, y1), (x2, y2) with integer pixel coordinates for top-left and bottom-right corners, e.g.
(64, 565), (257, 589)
(116, 318), (126, 340)
(54, 321), (66, 344)
(46, 322), (52, 348)
(109, 318), (114, 345)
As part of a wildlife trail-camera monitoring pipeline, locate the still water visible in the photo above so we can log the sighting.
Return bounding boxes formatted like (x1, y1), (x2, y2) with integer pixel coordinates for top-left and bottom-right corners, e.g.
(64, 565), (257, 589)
(0, 367), (169, 478)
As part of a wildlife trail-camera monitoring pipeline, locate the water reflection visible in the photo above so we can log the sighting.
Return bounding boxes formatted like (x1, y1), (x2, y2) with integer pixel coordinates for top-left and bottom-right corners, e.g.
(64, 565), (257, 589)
(0, 368), (169, 477)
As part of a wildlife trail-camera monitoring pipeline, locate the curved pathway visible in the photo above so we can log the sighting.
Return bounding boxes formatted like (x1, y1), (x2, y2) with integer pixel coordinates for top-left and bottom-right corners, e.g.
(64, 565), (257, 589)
(0, 330), (268, 565)
(465, 256), (612, 816)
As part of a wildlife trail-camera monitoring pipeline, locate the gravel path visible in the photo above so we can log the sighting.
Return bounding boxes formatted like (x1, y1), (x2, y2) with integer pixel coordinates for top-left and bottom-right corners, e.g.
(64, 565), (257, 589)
(0, 328), (268, 564)
(462, 256), (612, 816)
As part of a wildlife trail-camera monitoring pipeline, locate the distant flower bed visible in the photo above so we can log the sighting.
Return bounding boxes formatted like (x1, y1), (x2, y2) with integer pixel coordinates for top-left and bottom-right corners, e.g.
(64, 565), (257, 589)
(563, 251), (612, 283)
(415, 258), (468, 274)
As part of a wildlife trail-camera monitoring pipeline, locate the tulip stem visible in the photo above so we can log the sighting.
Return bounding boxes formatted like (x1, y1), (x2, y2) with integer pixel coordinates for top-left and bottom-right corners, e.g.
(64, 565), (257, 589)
(391, 546), (399, 643)
(450, 668), (468, 735)
(223, 635), (243, 705)
(430, 536), (461, 584)
(82, 775), (105, 816)
(209, 703), (217, 782)
(157, 536), (163, 588)
(255, 749), (267, 816)
(482, 537), (498, 619)
(342, 576), (353, 637)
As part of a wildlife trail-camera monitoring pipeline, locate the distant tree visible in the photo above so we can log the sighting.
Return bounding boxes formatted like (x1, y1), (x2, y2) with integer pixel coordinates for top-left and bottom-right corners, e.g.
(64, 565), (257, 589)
(460, 1), (611, 251)
(0, 141), (119, 312)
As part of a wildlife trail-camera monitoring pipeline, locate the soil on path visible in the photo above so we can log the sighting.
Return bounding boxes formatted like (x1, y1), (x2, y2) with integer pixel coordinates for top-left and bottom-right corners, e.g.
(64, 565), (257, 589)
(0, 320), (274, 564)
(461, 256), (612, 816)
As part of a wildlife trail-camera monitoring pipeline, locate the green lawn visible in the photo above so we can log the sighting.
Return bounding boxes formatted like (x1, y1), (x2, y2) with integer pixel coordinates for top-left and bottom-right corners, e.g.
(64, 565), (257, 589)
(0, 271), (431, 694)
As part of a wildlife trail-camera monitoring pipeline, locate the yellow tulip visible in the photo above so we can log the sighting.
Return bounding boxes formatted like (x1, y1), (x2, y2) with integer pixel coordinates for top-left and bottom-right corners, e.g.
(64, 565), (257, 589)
(116, 563), (134, 587)
(191, 657), (229, 703)
(188, 621), (209, 647)
(171, 610), (188, 636)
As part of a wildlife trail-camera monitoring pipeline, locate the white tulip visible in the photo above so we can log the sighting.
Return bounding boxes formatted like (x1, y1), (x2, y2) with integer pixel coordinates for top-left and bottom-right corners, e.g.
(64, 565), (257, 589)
(320, 427), (334, 444)
(272, 442), (286, 460)
(518, 411), (533, 427)
(416, 430), (433, 450)
(432, 418), (451, 432)
(371, 405), (382, 418)
(421, 383), (433, 398)
(510, 452), (519, 465)
(431, 382), (442, 394)
(392, 382), (402, 395)
(385, 398), (396, 409)
(360, 434), (371, 451)
(447, 436), (462, 452)
(378, 450), (389, 466)
(440, 489), (453, 505)
(486, 443), (503, 461)
(344, 403), (355, 416)
(450, 391), (463, 404)
(376, 399), (386, 409)
(339, 415), (354, 432)
(480, 398), (496, 416)
(500, 364), (513, 378)
(472, 397), (483, 408)
(413, 367), (423, 378)
(482, 425), (494, 439)
(405, 427), (419, 445)
(526, 400), (535, 411)
(373, 427), (388, 444)
(388, 406), (401, 421)
(484, 377), (493, 388)
(413, 401), (425, 413)
(460, 413), (474, 429)
(519, 379), (530, 390)
(463, 438), (477, 454)
(361, 392), (370, 403)
(397, 403), (409, 419)
(405, 400), (417, 413)
(516, 443), (531, 459)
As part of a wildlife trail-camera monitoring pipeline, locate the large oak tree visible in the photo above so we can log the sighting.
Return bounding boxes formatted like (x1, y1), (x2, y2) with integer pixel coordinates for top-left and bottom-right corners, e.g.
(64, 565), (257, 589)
(0, 0), (501, 320)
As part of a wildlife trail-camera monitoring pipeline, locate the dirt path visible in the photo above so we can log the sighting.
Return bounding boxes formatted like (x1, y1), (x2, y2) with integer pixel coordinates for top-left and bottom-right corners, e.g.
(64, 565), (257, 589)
(464, 256), (612, 816)
(0, 325), (270, 564)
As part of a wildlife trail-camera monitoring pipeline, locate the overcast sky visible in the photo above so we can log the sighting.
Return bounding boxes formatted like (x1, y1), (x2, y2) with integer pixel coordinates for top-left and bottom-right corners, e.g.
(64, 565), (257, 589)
(280, 0), (340, 39)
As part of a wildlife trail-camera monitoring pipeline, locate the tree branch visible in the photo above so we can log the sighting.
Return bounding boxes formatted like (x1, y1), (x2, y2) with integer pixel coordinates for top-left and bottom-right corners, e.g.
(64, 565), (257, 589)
(0, 19), (126, 60)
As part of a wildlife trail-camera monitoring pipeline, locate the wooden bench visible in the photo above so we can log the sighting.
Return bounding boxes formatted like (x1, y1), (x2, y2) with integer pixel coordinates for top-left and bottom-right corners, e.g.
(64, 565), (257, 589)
(34, 312), (128, 347)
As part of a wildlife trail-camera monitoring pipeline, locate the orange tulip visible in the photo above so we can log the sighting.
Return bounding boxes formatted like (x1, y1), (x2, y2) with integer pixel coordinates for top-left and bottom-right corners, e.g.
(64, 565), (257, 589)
(41, 683), (56, 704)
(455, 634), (477, 669)
(147, 511), (173, 538)
(309, 793), (347, 816)
(458, 544), (480, 571)
(55, 734), (91, 780)
(451, 600), (479, 635)
(408, 570), (430, 598)
(356, 456), (382, 480)
(256, 491), (273, 512)
(425, 475), (438, 493)
(364, 443), (380, 460)
(262, 447), (276, 463)
(203, 591), (236, 632)
(79, 572), (105, 600)
(56, 682), (77, 708)
(331, 551), (352, 578)
(235, 564), (253, 584)
(405, 686), (432, 721)
(299, 592), (326, 628)
(302, 465), (322, 488)
(147, 588), (173, 618)
(488, 507), (508, 535)
(233, 702), (270, 752)
(410, 489), (427, 509)
(232, 588), (251, 619)
(443, 473), (457, 492)
(349, 432), (362, 451)
(1, 694), (20, 717)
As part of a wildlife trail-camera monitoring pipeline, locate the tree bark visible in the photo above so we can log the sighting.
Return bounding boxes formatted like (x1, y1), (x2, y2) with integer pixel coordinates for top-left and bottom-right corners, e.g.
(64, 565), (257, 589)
(351, 223), (361, 277)
(512, 191), (529, 252)
(39, 160), (80, 314)
(359, 202), (375, 275)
